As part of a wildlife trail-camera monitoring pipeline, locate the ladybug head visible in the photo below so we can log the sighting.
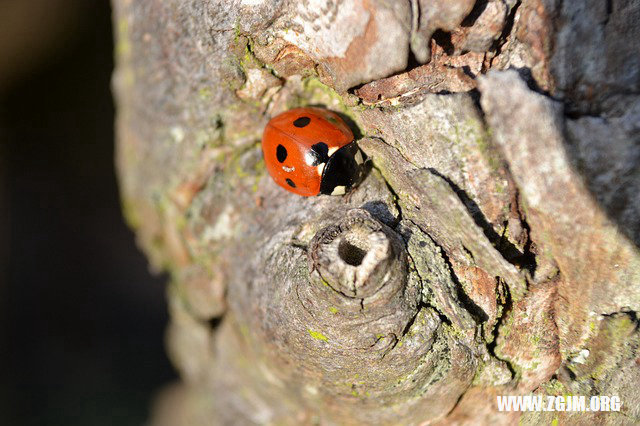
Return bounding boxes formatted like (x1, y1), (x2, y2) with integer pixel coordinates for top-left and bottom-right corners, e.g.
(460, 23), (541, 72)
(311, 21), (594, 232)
(319, 142), (368, 195)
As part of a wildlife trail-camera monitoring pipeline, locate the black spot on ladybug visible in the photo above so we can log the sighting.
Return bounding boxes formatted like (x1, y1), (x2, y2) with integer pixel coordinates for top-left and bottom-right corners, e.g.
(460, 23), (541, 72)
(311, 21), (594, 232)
(293, 116), (311, 128)
(276, 144), (287, 163)
(306, 142), (329, 166)
(286, 178), (296, 188)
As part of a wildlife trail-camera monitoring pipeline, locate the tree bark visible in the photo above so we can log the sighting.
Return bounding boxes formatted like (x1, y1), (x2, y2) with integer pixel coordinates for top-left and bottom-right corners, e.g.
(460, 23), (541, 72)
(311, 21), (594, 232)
(111, 0), (640, 424)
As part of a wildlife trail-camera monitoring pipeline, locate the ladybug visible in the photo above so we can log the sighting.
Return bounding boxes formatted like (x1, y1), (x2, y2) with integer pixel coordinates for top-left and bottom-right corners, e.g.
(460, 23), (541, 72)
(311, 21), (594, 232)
(261, 107), (365, 196)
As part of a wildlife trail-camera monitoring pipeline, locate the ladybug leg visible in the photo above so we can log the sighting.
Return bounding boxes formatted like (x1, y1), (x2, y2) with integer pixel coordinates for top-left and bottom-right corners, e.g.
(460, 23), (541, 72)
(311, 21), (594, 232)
(343, 186), (357, 203)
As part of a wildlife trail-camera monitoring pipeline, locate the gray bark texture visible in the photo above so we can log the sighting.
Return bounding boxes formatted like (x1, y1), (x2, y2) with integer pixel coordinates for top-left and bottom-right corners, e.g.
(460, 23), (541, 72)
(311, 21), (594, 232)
(111, 0), (640, 424)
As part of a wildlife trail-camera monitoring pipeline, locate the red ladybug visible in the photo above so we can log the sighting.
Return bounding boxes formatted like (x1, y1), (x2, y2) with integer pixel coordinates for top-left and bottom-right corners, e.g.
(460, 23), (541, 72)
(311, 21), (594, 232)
(262, 107), (365, 196)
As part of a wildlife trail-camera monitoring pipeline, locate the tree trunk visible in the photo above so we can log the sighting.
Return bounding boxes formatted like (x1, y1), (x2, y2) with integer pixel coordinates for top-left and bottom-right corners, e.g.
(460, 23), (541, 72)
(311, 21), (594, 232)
(111, 0), (640, 424)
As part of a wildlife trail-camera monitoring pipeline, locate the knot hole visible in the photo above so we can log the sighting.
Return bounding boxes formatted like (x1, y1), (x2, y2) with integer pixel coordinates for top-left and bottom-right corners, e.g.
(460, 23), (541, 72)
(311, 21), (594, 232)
(338, 237), (369, 266)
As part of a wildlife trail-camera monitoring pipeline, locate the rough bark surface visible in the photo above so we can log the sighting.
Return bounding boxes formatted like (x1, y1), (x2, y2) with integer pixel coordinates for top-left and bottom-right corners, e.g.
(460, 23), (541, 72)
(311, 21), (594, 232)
(112, 0), (640, 424)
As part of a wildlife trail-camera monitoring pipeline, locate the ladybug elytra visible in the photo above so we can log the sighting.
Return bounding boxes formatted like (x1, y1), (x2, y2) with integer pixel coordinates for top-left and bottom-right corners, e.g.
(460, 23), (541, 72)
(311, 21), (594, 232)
(261, 107), (365, 196)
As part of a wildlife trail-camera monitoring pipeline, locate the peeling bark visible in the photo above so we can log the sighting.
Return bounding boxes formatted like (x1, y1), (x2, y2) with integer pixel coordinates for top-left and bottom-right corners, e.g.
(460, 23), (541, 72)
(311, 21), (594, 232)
(112, 0), (640, 424)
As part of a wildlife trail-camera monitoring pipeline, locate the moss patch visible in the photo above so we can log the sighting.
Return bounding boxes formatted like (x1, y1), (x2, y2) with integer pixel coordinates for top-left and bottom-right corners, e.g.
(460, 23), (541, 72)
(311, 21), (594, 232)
(308, 329), (329, 342)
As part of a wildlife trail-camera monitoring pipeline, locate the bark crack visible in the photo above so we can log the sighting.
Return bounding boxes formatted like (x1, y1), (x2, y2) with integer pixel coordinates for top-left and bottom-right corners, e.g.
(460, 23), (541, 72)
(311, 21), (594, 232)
(487, 0), (522, 70)
(368, 160), (461, 330)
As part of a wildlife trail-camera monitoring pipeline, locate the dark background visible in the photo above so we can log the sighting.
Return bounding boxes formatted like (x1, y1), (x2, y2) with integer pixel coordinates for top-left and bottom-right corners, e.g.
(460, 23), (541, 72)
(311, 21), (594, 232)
(0, 1), (176, 424)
